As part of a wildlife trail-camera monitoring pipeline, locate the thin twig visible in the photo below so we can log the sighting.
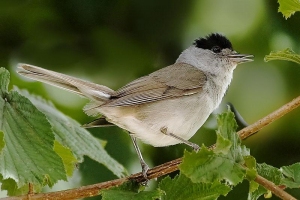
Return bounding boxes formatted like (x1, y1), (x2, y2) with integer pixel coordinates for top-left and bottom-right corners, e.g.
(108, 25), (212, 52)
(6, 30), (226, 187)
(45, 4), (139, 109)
(27, 183), (33, 199)
(255, 175), (296, 200)
(2, 95), (300, 200)
(238, 95), (300, 139)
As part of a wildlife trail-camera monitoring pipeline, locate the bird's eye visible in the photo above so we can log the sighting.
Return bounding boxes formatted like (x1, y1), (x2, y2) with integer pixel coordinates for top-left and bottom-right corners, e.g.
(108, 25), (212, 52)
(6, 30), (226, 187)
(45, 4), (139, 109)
(212, 46), (221, 53)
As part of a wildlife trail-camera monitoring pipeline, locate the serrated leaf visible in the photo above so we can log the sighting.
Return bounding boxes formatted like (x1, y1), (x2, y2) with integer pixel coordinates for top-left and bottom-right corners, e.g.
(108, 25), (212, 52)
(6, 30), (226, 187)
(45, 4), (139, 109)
(264, 48), (300, 64)
(244, 156), (258, 193)
(257, 163), (283, 185)
(216, 109), (249, 163)
(101, 181), (163, 200)
(214, 134), (231, 154)
(248, 163), (283, 200)
(216, 109), (238, 140)
(0, 68), (66, 190)
(15, 87), (127, 178)
(1, 178), (29, 196)
(0, 177), (42, 196)
(278, 0), (300, 19)
(0, 68), (9, 96)
(180, 146), (246, 185)
(281, 163), (300, 188)
(248, 185), (268, 200)
(180, 109), (248, 186)
(54, 141), (77, 176)
(244, 156), (256, 170)
(244, 156), (257, 180)
(159, 174), (230, 200)
(248, 180), (259, 194)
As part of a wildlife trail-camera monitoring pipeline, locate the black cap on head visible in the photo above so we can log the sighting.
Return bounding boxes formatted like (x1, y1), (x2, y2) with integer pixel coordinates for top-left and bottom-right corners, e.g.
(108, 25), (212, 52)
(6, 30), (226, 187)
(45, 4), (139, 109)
(193, 33), (233, 52)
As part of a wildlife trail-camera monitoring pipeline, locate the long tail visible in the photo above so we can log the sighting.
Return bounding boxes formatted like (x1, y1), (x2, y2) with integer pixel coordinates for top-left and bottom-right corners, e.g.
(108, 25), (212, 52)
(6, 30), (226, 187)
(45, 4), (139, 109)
(17, 63), (115, 116)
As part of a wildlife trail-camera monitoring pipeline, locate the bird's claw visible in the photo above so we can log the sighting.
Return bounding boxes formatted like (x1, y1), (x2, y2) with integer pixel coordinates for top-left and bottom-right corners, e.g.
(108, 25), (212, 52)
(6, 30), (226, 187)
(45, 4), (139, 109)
(192, 144), (200, 152)
(141, 162), (150, 186)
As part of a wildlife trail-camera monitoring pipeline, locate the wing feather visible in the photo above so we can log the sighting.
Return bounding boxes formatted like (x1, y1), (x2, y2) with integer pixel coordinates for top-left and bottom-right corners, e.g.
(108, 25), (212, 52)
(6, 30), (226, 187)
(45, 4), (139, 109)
(105, 63), (206, 106)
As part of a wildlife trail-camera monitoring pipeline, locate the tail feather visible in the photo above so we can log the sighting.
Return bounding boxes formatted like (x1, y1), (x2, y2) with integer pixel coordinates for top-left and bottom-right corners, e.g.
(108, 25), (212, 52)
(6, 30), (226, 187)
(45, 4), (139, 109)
(17, 63), (114, 102)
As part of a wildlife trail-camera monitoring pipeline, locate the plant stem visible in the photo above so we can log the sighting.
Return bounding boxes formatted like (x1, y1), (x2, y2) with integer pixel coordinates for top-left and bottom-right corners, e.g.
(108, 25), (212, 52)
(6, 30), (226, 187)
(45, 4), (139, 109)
(255, 175), (296, 200)
(238, 95), (300, 139)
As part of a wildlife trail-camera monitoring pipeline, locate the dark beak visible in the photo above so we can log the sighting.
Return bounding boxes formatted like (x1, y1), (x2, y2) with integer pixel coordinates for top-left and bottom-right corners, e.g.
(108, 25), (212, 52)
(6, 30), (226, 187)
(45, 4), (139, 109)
(228, 52), (254, 64)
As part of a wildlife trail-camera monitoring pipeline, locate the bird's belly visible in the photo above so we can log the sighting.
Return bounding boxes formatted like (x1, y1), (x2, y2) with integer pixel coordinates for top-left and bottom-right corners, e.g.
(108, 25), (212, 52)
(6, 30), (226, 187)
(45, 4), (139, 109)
(100, 94), (215, 147)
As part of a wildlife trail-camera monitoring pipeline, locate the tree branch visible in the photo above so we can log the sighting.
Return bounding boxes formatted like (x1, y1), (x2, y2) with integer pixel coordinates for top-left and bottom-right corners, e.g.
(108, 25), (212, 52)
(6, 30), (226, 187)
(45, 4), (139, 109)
(254, 175), (296, 200)
(238, 95), (300, 140)
(2, 95), (300, 200)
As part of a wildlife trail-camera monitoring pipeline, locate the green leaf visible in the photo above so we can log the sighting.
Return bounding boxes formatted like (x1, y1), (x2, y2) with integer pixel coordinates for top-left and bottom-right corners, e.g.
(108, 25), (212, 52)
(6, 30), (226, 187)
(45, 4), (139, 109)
(1, 178), (29, 196)
(0, 177), (42, 196)
(281, 163), (300, 188)
(244, 156), (257, 181)
(244, 156), (258, 193)
(180, 108), (248, 186)
(101, 181), (163, 200)
(248, 163), (283, 200)
(15, 87), (127, 178)
(0, 68), (66, 190)
(214, 134), (231, 154)
(249, 163), (300, 199)
(180, 146), (246, 185)
(0, 68), (9, 96)
(257, 163), (283, 185)
(54, 141), (77, 177)
(264, 48), (300, 64)
(216, 108), (250, 163)
(0, 131), (4, 153)
(248, 185), (269, 200)
(159, 174), (230, 200)
(278, 0), (300, 19)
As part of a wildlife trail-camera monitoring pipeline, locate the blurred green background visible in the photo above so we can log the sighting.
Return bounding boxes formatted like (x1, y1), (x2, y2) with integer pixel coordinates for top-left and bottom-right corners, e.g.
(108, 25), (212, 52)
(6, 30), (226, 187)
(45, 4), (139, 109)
(1, 0), (300, 199)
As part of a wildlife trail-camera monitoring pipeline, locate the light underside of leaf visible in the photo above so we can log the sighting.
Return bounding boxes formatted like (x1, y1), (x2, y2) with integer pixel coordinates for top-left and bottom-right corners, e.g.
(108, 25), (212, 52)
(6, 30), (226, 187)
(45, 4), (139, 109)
(0, 131), (4, 153)
(15, 87), (127, 178)
(264, 48), (300, 64)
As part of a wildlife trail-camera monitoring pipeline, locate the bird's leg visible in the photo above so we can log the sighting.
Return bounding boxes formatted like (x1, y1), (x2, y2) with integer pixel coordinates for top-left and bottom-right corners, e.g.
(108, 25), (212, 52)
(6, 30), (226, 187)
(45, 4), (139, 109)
(130, 134), (149, 184)
(160, 127), (200, 152)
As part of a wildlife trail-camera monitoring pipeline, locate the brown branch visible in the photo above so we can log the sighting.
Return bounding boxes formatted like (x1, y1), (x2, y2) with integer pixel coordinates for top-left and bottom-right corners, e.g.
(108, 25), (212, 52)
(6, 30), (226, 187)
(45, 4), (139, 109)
(255, 175), (296, 200)
(2, 95), (300, 200)
(0, 160), (182, 200)
(238, 95), (300, 140)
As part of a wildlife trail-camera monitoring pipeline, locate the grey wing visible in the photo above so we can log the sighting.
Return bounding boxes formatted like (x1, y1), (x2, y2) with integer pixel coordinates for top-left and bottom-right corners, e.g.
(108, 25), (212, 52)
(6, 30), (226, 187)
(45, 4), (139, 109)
(104, 63), (207, 107)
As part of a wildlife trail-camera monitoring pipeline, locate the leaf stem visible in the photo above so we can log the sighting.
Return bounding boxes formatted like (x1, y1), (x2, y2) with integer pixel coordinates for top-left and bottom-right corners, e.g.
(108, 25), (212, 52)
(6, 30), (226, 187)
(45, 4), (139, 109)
(2, 96), (300, 200)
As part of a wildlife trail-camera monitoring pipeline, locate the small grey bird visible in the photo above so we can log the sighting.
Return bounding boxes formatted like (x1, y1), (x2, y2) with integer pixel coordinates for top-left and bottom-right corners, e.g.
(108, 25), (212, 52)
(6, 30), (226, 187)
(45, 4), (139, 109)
(17, 33), (253, 179)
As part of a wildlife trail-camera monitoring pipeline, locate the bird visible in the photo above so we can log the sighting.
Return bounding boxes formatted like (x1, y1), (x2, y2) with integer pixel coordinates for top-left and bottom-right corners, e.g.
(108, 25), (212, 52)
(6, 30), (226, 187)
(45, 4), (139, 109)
(17, 33), (253, 180)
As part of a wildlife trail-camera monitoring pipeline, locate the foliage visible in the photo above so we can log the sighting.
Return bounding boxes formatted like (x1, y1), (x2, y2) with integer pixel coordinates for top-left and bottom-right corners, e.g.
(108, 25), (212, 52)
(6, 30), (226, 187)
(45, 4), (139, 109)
(100, 108), (300, 200)
(159, 174), (230, 200)
(278, 0), (300, 19)
(0, 68), (126, 195)
(264, 48), (300, 64)
(101, 181), (163, 200)
(0, 64), (300, 198)
(0, 1), (300, 199)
